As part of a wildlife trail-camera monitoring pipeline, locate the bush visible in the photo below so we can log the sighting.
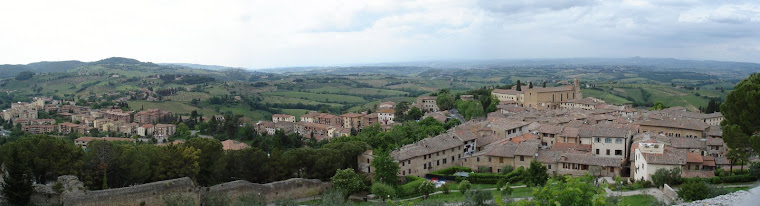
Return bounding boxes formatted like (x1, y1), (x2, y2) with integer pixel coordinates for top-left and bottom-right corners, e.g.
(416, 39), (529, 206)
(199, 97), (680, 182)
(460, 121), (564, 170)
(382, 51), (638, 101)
(429, 166), (472, 175)
(399, 178), (425, 197)
(652, 167), (681, 187)
(477, 166), (492, 173)
(371, 183), (396, 201)
(459, 180), (472, 194)
(500, 165), (515, 175)
(749, 162), (760, 179)
(496, 179), (505, 191)
(715, 168), (725, 177)
(440, 183), (450, 194)
(719, 174), (757, 183)
(678, 179), (711, 202)
(418, 180), (435, 199)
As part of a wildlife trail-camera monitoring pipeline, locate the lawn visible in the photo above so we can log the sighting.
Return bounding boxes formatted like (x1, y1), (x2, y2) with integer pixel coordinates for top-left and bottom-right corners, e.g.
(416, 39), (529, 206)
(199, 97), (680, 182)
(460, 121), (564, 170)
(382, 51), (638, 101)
(619, 194), (657, 205)
(167, 91), (212, 102)
(128, 101), (201, 114)
(266, 91), (366, 103)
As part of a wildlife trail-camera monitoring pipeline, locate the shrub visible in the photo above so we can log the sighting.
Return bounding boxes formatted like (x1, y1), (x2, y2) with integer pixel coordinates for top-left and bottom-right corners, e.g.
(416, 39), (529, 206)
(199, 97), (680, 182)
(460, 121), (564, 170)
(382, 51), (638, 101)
(719, 174), (757, 183)
(418, 180), (435, 199)
(749, 162), (760, 179)
(477, 166), (492, 173)
(371, 183), (396, 201)
(429, 166), (472, 175)
(677, 179), (711, 202)
(496, 179), (506, 191)
(652, 167), (681, 187)
(459, 180), (472, 194)
(715, 168), (725, 177)
(399, 178), (425, 197)
(440, 183), (450, 194)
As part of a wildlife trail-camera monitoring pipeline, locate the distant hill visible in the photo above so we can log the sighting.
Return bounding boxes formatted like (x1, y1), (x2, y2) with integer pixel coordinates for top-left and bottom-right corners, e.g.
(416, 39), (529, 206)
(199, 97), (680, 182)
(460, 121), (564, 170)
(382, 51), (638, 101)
(159, 63), (246, 71)
(0, 60), (85, 78)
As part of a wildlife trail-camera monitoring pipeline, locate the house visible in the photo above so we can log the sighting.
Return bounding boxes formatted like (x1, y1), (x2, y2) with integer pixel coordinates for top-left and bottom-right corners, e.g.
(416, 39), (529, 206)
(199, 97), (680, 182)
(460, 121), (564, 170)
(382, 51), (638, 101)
(632, 142), (686, 181)
(536, 124), (562, 147)
(256, 121), (277, 135)
(390, 132), (465, 177)
(559, 97), (604, 110)
(357, 150), (375, 173)
(522, 78), (582, 110)
(134, 109), (172, 124)
(377, 109), (395, 125)
(22, 125), (56, 134)
(416, 96), (439, 112)
(340, 113), (364, 129)
(491, 89), (523, 105)
(74, 137), (136, 149)
(462, 139), (518, 173)
(591, 126), (631, 158)
(272, 114), (296, 123)
(154, 124), (176, 138)
(137, 124), (155, 137)
(103, 109), (131, 122)
(221, 139), (250, 150)
(639, 119), (709, 138)
(378, 101), (396, 110)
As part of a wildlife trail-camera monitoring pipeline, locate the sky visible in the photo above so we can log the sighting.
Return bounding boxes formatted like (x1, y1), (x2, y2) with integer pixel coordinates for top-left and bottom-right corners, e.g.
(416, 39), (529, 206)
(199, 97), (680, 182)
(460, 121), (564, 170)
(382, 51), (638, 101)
(0, 0), (759, 68)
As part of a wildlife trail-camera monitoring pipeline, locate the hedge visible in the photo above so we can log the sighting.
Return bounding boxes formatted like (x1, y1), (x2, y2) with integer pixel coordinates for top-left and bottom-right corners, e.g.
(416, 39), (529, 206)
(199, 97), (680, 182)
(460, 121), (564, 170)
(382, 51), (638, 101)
(681, 174), (756, 185)
(430, 166), (472, 175)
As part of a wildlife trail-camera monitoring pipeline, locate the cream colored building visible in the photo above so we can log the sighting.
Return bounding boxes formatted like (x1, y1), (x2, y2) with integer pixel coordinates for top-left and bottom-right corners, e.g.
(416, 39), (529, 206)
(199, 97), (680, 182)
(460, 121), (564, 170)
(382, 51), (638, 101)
(522, 78), (582, 110)
(638, 119), (709, 138)
(632, 143), (686, 181)
(272, 114), (296, 123)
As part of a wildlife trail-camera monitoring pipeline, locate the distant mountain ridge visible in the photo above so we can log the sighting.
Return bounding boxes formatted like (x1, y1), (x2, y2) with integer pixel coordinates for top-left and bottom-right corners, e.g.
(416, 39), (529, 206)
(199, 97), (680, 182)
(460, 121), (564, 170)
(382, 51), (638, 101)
(160, 63), (246, 71)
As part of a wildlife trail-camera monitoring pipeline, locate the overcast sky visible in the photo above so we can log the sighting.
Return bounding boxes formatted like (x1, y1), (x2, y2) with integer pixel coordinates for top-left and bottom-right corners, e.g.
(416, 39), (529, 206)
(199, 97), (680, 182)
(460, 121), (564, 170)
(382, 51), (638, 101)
(0, 0), (758, 68)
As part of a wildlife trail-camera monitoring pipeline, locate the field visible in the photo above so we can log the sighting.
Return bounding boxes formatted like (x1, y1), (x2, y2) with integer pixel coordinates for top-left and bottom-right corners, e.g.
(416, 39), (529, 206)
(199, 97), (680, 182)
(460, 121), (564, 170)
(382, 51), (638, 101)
(128, 101), (202, 114)
(582, 89), (632, 105)
(167, 92), (212, 102)
(266, 91), (367, 104)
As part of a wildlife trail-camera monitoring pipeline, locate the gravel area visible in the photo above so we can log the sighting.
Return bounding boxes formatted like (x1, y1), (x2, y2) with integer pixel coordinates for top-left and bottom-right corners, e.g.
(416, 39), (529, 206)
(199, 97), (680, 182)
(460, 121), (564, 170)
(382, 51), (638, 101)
(675, 186), (760, 206)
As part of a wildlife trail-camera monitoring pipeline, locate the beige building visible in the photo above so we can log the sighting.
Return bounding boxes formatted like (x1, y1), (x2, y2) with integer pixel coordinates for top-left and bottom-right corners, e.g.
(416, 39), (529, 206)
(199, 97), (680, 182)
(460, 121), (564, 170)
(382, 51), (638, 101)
(491, 89), (523, 105)
(632, 143), (686, 181)
(340, 113), (364, 129)
(559, 97), (604, 110)
(416, 96), (439, 112)
(154, 124), (176, 137)
(522, 78), (582, 110)
(272, 114), (296, 123)
(377, 109), (395, 125)
(590, 126), (631, 158)
(638, 119), (709, 138)
(391, 132), (465, 177)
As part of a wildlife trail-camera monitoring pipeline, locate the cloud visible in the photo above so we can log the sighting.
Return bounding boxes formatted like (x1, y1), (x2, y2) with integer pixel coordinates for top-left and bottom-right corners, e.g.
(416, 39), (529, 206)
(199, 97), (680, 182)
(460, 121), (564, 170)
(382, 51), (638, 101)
(0, 0), (758, 68)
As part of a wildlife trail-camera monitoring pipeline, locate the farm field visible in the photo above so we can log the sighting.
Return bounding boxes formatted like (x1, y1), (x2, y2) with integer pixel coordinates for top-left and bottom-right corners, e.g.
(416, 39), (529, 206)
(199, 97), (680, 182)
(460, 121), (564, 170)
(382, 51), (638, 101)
(167, 92), (212, 102)
(265, 91), (366, 104)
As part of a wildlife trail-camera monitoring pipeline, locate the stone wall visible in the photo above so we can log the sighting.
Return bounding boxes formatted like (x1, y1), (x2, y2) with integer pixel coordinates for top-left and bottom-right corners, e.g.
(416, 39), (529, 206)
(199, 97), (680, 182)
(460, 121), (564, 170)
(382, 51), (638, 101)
(663, 183), (679, 202)
(204, 178), (331, 203)
(63, 177), (199, 206)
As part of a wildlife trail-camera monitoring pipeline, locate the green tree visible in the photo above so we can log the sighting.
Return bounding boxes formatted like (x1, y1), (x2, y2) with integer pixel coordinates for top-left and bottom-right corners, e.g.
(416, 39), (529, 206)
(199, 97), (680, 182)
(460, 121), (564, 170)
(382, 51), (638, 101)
(186, 138), (224, 186)
(436, 92), (455, 111)
(14, 71), (34, 80)
(407, 107), (423, 121)
(0, 135), (84, 184)
(371, 183), (396, 201)
(650, 102), (666, 111)
(371, 151), (399, 185)
(418, 180), (435, 199)
(516, 80), (522, 91)
(1, 147), (33, 206)
(528, 81), (533, 89)
(526, 160), (548, 187)
(153, 145), (200, 182)
(462, 189), (492, 206)
(176, 123), (191, 139)
(331, 169), (366, 197)
(459, 180), (472, 194)
(394, 101), (410, 122)
(530, 175), (605, 206)
(500, 165), (515, 174)
(501, 183), (513, 196)
(677, 179), (711, 201)
(721, 73), (760, 154)
(651, 167), (681, 187)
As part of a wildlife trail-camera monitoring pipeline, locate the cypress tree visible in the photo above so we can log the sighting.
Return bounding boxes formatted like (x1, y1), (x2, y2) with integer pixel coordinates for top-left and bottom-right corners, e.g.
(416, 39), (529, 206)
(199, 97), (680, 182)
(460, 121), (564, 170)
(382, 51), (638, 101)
(516, 80), (522, 91)
(1, 149), (33, 206)
(529, 82), (534, 89)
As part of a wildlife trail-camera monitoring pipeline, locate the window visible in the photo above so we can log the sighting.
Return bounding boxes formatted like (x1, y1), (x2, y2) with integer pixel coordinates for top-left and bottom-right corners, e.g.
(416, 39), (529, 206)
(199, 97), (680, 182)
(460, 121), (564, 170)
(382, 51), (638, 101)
(408, 160), (411, 164)
(595, 138), (601, 143)
(452, 156), (454, 162)
(437, 160), (440, 166)
(606, 149), (610, 155)
(443, 159), (447, 164)
(424, 164), (427, 169)
(596, 149), (599, 155)
(403, 171), (405, 175)
(408, 169), (411, 174)
(615, 150), (622, 156)
(548, 164), (552, 169)
(520, 156), (524, 161)
(500, 157), (504, 163)
(477, 157), (480, 162)
(605, 138), (612, 143)
(488, 157), (492, 162)
(615, 138), (622, 144)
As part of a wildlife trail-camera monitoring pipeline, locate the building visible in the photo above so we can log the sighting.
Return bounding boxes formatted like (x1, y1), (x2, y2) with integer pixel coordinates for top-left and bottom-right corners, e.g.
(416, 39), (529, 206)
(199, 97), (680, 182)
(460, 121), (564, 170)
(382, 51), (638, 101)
(74, 137), (136, 149)
(491, 89), (523, 105)
(340, 113), (364, 129)
(154, 124), (176, 138)
(638, 119), (709, 138)
(559, 97), (604, 110)
(391, 132), (465, 177)
(591, 126), (631, 158)
(137, 124), (155, 137)
(103, 109), (131, 122)
(272, 114), (296, 123)
(416, 96), (439, 112)
(522, 78), (582, 110)
(133, 109), (172, 124)
(377, 109), (395, 125)
(378, 101), (396, 110)
(22, 125), (57, 134)
(632, 142), (686, 181)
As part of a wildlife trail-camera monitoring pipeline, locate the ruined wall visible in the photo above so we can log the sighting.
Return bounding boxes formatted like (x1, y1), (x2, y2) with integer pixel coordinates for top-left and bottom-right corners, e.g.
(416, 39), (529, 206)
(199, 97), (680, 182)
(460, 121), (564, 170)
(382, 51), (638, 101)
(204, 178), (331, 203)
(62, 177), (199, 206)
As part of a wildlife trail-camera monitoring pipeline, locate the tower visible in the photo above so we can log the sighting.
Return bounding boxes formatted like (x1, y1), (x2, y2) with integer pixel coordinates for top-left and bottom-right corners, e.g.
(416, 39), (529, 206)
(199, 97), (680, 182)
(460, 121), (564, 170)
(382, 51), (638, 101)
(573, 78), (582, 99)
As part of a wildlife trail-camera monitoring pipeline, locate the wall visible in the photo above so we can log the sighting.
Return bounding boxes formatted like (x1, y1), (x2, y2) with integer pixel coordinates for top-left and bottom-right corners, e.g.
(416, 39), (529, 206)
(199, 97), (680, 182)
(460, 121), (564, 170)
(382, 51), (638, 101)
(203, 178), (331, 203)
(63, 177), (199, 206)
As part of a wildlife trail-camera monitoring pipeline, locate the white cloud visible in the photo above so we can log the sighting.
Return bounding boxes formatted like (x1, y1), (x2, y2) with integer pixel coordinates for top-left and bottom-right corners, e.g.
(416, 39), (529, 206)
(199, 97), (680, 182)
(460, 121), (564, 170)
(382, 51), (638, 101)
(0, 0), (758, 68)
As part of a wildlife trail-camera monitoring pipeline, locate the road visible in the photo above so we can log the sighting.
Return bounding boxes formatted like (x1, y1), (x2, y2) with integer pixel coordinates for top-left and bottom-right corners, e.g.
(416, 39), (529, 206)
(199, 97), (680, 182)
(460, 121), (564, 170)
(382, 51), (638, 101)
(449, 109), (466, 123)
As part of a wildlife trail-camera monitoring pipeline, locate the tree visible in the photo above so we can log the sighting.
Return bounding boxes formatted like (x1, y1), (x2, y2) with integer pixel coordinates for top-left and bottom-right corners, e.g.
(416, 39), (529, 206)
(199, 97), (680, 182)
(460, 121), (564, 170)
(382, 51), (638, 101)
(14, 71), (34, 80)
(650, 102), (666, 111)
(500, 165), (514, 175)
(153, 145), (200, 182)
(516, 80), (522, 91)
(528, 82), (533, 89)
(436, 92), (455, 111)
(371, 151), (399, 185)
(1, 147), (33, 206)
(721, 73), (760, 154)
(462, 189), (492, 206)
(418, 180), (435, 199)
(176, 123), (191, 139)
(371, 183), (396, 201)
(677, 179), (711, 201)
(394, 101), (410, 122)
(185, 138), (224, 186)
(529, 175), (605, 206)
(542, 82), (547, 88)
(651, 167), (681, 187)
(331, 169), (365, 197)
(459, 180), (472, 194)
(407, 107), (423, 121)
(526, 160), (548, 187)
(501, 183), (513, 196)
(496, 178), (505, 191)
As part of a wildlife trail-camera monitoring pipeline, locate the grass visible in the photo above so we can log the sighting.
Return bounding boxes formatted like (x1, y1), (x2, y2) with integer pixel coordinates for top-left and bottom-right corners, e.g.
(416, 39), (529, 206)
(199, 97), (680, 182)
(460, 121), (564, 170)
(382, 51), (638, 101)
(167, 91), (212, 102)
(128, 101), (201, 114)
(619, 194), (657, 205)
(266, 91), (366, 103)
(281, 109), (311, 119)
(582, 89), (632, 105)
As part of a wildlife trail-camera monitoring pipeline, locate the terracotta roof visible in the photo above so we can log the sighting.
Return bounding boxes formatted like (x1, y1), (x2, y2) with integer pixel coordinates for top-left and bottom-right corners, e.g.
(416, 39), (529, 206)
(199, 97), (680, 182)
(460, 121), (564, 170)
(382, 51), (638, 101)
(686, 152), (703, 163)
(377, 109), (395, 114)
(537, 124), (562, 134)
(75, 137), (135, 143)
(559, 127), (580, 137)
(592, 126), (628, 138)
(475, 140), (518, 158)
(514, 140), (539, 156)
(707, 125), (722, 137)
(671, 138), (705, 149)
(221, 139), (250, 150)
(682, 170), (714, 178)
(492, 89), (522, 95)
(391, 132), (462, 161)
(340, 113), (365, 118)
(639, 119), (710, 131)
(715, 156), (730, 165)
(550, 142), (591, 153)
(558, 152), (623, 167)
(527, 86), (574, 93)
(702, 156), (716, 167)
(272, 114), (294, 118)
(640, 148), (687, 165)
(510, 133), (538, 144)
